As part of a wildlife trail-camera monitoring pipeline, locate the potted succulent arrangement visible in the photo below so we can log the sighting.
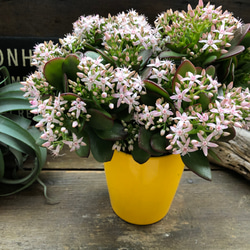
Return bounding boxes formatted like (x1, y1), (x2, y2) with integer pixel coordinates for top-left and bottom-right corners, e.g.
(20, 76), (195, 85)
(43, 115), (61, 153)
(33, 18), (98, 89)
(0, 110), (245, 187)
(0, 66), (47, 197)
(21, 0), (250, 224)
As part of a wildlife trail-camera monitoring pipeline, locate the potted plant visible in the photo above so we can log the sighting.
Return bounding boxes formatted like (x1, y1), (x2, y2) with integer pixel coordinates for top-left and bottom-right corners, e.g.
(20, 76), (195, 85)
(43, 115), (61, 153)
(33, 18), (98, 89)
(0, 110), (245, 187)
(21, 0), (250, 224)
(0, 66), (47, 197)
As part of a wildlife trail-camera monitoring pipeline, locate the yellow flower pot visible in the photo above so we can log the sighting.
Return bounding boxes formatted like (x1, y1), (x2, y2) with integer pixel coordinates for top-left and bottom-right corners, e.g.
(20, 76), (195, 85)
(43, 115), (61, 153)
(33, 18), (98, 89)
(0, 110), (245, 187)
(104, 150), (185, 225)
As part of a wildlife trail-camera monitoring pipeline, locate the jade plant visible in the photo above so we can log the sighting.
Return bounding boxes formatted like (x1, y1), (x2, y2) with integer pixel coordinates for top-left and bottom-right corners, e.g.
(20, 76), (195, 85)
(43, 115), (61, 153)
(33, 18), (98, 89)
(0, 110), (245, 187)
(0, 66), (47, 196)
(21, 0), (250, 180)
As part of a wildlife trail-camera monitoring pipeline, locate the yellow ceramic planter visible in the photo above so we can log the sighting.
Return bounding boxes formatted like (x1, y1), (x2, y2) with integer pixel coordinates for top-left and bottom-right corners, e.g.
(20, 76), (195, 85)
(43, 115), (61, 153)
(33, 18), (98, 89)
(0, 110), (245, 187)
(104, 150), (185, 225)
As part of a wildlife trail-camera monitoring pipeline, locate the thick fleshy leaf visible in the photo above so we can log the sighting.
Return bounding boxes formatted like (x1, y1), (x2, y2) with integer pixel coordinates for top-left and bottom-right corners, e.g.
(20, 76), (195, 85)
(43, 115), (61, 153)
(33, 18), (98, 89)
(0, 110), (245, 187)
(85, 51), (102, 60)
(96, 49), (115, 65)
(217, 127), (236, 142)
(159, 50), (186, 59)
(141, 67), (152, 80)
(144, 79), (171, 102)
(198, 92), (210, 111)
(139, 89), (162, 106)
(131, 141), (150, 164)
(84, 42), (97, 51)
(138, 127), (154, 154)
(43, 57), (66, 92)
(230, 23), (250, 47)
(208, 148), (222, 163)
(240, 30), (250, 47)
(181, 150), (212, 181)
(60, 92), (79, 101)
(94, 122), (127, 140)
(216, 58), (232, 82)
(203, 55), (217, 65)
(150, 133), (168, 154)
(205, 65), (216, 77)
(62, 54), (80, 81)
(218, 45), (245, 61)
(138, 49), (153, 68)
(87, 108), (114, 130)
(75, 132), (90, 157)
(138, 127), (161, 155)
(86, 127), (114, 162)
(172, 60), (196, 89)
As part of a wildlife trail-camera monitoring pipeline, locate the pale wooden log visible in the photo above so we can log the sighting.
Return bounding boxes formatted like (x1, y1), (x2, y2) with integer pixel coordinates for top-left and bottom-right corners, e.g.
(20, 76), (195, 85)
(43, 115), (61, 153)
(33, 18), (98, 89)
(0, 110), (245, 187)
(209, 127), (250, 180)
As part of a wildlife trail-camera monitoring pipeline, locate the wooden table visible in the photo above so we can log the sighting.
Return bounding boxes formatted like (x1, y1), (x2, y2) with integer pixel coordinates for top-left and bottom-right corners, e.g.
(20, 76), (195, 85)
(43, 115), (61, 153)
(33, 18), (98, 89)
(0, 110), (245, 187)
(1, 152), (250, 250)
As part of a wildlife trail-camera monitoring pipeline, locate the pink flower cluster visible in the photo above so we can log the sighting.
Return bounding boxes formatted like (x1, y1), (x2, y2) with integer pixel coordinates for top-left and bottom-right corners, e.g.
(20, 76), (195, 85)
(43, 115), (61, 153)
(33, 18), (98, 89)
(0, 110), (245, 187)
(21, 1), (250, 159)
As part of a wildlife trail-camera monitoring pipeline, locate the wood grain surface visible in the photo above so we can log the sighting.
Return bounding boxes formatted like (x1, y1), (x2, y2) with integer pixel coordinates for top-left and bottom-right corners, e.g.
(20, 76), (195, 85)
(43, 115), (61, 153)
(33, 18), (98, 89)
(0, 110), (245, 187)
(0, 168), (250, 249)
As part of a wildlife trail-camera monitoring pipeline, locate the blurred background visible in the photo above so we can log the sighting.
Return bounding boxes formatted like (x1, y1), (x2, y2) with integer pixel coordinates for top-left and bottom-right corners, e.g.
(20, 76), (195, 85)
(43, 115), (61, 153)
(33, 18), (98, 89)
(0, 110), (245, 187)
(0, 0), (249, 37)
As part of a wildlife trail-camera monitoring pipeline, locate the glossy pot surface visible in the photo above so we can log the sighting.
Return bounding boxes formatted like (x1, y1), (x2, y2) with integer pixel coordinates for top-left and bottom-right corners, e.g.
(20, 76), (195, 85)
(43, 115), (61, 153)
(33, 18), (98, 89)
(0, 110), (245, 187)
(104, 151), (184, 225)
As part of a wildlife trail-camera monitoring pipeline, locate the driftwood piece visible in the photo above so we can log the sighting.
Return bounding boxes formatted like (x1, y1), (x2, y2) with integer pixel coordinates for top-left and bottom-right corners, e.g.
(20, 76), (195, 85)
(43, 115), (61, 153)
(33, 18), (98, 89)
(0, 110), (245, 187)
(209, 127), (250, 180)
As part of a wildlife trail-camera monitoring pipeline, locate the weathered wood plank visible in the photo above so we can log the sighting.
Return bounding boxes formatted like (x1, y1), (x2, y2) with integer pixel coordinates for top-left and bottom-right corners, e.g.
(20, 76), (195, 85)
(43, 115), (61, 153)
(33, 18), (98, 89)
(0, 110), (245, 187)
(44, 149), (104, 170)
(0, 170), (249, 249)
(209, 128), (250, 180)
(0, 0), (249, 37)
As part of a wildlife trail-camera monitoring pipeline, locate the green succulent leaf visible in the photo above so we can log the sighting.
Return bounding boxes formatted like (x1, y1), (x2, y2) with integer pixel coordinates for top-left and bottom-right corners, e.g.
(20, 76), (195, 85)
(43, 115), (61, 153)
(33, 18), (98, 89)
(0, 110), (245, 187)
(138, 49), (153, 68)
(75, 132), (90, 157)
(138, 127), (161, 156)
(62, 54), (80, 82)
(172, 60), (196, 88)
(60, 92), (79, 101)
(230, 23), (250, 48)
(203, 55), (217, 65)
(131, 140), (150, 164)
(216, 58), (232, 82)
(144, 79), (171, 102)
(96, 49), (116, 66)
(150, 133), (168, 154)
(217, 127), (236, 142)
(198, 92), (210, 111)
(181, 150), (212, 181)
(205, 65), (216, 77)
(159, 50), (187, 59)
(240, 30), (250, 48)
(138, 127), (154, 154)
(88, 108), (114, 130)
(218, 45), (245, 61)
(94, 122), (127, 140)
(139, 89), (162, 106)
(208, 148), (222, 164)
(43, 57), (66, 92)
(86, 127), (114, 162)
(85, 51), (102, 60)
